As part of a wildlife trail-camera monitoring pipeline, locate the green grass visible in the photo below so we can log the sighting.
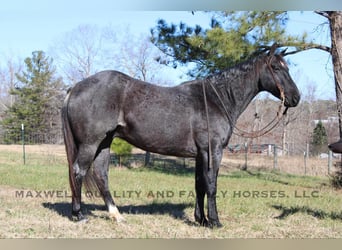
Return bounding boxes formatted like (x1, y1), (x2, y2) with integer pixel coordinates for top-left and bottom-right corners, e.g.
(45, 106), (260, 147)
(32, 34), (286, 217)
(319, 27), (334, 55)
(0, 150), (342, 238)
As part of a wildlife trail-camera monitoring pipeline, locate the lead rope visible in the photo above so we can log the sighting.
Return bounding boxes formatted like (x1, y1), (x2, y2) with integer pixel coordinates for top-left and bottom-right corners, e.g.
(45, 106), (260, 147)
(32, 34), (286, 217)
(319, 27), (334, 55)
(202, 81), (212, 170)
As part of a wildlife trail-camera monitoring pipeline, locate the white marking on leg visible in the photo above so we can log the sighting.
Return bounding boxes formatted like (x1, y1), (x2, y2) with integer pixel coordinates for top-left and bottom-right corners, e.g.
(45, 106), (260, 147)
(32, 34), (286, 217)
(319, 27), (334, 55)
(108, 203), (126, 223)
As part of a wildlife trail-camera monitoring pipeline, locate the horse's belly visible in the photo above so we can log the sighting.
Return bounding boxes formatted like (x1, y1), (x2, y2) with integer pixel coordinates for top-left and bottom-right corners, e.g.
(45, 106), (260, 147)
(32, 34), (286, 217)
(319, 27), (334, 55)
(146, 144), (197, 158)
(127, 134), (197, 157)
(117, 123), (197, 158)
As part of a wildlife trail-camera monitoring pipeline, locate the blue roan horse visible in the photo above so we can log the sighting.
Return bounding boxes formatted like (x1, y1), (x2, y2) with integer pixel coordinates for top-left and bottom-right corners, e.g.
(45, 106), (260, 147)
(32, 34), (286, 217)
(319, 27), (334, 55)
(62, 47), (300, 227)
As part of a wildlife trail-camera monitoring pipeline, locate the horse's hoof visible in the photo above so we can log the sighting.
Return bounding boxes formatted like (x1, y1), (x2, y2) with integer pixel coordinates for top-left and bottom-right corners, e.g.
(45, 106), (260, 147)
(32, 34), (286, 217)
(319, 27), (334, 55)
(208, 220), (223, 228)
(110, 214), (126, 223)
(195, 217), (209, 227)
(76, 217), (89, 224)
(108, 204), (126, 223)
(198, 218), (223, 228)
(71, 211), (88, 223)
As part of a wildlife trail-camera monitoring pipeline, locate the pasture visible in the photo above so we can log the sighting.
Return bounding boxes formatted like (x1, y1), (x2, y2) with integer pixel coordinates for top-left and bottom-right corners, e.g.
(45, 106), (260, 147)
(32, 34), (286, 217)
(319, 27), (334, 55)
(0, 145), (342, 238)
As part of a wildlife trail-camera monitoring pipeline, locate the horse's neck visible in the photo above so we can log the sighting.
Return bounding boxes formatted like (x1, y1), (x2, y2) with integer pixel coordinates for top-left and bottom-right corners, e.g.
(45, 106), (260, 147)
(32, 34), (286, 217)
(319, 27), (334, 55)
(210, 66), (260, 124)
(233, 80), (259, 119)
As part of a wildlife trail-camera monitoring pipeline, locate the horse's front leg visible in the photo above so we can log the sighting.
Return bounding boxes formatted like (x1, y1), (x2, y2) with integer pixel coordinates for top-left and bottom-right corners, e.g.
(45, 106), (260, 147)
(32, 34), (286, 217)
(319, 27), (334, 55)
(195, 144), (223, 228)
(206, 144), (223, 228)
(195, 149), (208, 226)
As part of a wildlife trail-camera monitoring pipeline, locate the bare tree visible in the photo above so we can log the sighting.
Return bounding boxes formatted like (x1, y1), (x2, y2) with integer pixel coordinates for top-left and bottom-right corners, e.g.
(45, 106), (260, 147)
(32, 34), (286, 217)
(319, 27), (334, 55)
(50, 24), (104, 85)
(103, 25), (172, 85)
(0, 55), (23, 115)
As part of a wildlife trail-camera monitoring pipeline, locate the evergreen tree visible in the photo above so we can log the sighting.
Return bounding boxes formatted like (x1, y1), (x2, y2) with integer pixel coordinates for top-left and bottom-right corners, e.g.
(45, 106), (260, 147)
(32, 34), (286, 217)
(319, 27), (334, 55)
(1, 51), (65, 143)
(311, 121), (328, 155)
(151, 11), (304, 77)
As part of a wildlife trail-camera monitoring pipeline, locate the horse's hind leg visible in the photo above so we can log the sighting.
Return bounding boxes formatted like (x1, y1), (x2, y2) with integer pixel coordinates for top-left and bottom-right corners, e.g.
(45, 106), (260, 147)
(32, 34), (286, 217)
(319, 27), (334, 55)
(71, 160), (85, 221)
(93, 147), (125, 223)
(70, 144), (96, 221)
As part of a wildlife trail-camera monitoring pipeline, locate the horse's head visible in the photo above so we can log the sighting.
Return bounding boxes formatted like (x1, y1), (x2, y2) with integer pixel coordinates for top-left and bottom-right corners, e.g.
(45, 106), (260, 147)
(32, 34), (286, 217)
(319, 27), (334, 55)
(258, 47), (300, 108)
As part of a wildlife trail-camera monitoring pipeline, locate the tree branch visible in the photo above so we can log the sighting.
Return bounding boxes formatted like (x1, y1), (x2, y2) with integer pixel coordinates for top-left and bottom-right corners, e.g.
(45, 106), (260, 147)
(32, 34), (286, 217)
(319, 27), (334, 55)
(257, 43), (331, 56)
(314, 11), (331, 19)
(278, 43), (331, 56)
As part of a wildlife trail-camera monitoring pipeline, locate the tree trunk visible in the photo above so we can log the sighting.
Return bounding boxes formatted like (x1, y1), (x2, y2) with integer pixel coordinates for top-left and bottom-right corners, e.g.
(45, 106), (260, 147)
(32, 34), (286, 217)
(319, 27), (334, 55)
(282, 119), (287, 156)
(329, 12), (342, 138)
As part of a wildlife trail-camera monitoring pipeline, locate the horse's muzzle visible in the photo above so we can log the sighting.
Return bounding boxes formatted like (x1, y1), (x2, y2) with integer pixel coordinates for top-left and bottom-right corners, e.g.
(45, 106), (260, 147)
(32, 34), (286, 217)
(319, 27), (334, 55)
(284, 94), (300, 107)
(329, 139), (342, 153)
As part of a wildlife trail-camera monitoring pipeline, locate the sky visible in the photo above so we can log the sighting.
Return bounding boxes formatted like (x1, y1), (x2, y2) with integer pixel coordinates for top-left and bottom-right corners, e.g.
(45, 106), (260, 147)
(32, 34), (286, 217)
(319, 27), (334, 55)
(0, 0), (337, 100)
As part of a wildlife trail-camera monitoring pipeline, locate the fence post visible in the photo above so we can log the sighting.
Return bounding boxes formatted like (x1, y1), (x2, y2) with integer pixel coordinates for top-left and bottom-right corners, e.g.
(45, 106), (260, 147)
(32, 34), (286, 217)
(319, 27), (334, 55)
(328, 150), (332, 175)
(304, 152), (307, 175)
(268, 144), (272, 157)
(21, 124), (26, 165)
(273, 145), (278, 170)
(242, 142), (248, 171)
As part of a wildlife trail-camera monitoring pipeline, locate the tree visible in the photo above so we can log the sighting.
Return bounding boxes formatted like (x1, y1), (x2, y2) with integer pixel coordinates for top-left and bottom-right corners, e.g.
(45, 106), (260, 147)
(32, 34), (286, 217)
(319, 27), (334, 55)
(0, 55), (23, 110)
(50, 24), (104, 85)
(311, 121), (328, 155)
(314, 12), (342, 140)
(103, 25), (172, 85)
(151, 12), (302, 77)
(1, 51), (65, 143)
(0, 56), (23, 140)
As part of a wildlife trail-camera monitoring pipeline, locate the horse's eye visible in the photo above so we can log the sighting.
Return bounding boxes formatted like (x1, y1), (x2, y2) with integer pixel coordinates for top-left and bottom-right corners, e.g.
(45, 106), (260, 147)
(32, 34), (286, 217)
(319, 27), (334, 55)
(272, 65), (280, 71)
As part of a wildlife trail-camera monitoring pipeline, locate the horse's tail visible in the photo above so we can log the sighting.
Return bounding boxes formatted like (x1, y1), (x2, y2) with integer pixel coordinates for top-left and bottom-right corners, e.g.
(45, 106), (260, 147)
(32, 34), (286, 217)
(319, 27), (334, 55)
(61, 91), (78, 198)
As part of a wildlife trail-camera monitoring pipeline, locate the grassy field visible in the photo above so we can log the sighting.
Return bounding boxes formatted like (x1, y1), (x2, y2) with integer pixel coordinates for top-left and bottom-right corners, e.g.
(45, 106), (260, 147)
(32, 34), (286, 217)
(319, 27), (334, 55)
(0, 145), (342, 238)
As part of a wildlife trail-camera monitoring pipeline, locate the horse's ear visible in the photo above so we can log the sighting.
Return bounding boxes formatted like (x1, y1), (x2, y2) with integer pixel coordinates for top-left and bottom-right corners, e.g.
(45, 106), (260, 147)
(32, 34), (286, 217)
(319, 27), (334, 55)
(280, 48), (288, 56)
(267, 43), (278, 56)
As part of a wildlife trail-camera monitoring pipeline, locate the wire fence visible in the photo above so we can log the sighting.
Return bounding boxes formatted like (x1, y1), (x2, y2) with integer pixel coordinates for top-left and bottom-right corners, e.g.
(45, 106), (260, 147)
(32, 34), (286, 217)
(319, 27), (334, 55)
(0, 132), (64, 145)
(0, 132), (340, 176)
(224, 143), (341, 176)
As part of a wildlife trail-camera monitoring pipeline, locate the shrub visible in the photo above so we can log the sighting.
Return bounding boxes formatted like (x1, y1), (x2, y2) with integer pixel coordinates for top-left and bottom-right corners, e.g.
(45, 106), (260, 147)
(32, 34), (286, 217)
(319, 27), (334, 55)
(110, 138), (133, 166)
(330, 167), (342, 189)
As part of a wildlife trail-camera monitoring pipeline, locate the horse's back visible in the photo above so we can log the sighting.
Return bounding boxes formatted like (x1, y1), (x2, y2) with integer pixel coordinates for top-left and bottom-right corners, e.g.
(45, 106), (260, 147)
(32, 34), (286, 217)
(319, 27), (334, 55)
(70, 70), (131, 95)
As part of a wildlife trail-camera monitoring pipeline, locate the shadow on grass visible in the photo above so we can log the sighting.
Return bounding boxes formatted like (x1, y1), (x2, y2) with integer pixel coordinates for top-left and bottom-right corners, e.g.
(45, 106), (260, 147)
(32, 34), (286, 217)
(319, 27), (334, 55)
(272, 204), (342, 221)
(226, 169), (328, 189)
(223, 169), (291, 186)
(42, 202), (105, 219)
(119, 202), (194, 220)
(244, 170), (290, 186)
(42, 201), (194, 223)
